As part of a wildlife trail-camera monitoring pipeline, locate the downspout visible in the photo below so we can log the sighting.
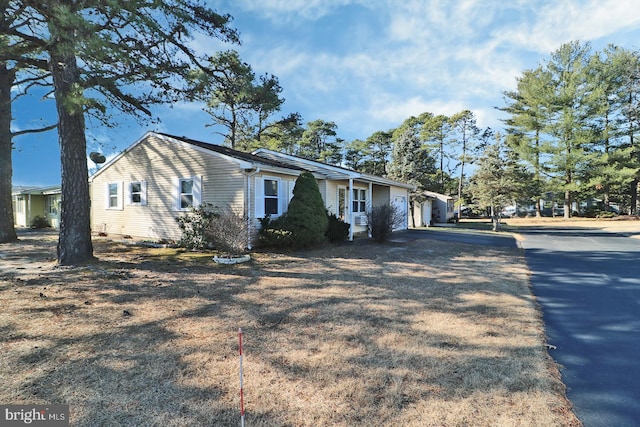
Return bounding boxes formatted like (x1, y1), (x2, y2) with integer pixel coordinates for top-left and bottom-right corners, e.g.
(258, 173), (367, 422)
(348, 177), (354, 241)
(368, 181), (373, 238)
(243, 167), (260, 250)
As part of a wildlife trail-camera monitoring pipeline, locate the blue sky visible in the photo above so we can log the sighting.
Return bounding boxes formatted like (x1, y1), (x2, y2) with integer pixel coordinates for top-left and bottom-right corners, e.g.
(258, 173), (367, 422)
(12, 0), (640, 186)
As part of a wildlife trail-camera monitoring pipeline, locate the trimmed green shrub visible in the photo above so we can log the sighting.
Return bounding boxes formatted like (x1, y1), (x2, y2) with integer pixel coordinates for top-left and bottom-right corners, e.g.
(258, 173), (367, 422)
(366, 203), (403, 243)
(285, 171), (328, 247)
(325, 212), (349, 243)
(257, 172), (329, 249)
(257, 215), (295, 247)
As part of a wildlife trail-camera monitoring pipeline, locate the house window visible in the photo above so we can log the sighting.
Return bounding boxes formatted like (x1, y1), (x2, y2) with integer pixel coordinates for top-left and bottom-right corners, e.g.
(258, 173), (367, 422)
(128, 181), (146, 206)
(16, 196), (23, 213)
(264, 178), (279, 215)
(179, 178), (194, 209)
(352, 188), (366, 213)
(175, 176), (201, 211)
(108, 183), (120, 209)
(131, 182), (142, 204)
(46, 196), (59, 215)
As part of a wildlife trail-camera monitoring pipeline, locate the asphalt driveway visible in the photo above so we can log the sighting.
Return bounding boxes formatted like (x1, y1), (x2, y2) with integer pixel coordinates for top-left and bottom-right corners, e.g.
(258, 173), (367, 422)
(517, 227), (640, 426)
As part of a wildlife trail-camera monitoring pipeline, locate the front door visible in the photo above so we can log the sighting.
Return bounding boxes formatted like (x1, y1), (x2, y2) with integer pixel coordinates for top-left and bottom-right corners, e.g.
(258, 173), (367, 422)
(337, 187), (348, 221)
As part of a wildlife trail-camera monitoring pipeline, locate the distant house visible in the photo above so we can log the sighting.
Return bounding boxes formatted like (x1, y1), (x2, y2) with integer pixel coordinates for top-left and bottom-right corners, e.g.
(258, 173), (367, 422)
(88, 132), (414, 245)
(413, 191), (454, 226)
(12, 185), (62, 228)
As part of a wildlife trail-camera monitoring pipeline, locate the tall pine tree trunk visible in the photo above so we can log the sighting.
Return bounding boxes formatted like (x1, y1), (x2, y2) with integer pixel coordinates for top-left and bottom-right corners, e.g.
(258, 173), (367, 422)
(0, 63), (17, 243)
(50, 49), (94, 265)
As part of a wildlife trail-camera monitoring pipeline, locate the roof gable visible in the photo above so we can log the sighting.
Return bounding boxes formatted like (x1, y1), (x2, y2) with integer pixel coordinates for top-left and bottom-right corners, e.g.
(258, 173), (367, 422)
(89, 132), (303, 181)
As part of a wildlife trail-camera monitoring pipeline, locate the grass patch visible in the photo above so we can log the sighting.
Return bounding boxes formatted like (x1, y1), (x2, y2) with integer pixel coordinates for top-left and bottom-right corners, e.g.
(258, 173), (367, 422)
(0, 230), (580, 426)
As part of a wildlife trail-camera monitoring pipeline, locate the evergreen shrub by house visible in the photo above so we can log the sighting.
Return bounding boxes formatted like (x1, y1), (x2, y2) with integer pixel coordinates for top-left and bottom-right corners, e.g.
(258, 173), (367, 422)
(325, 212), (349, 243)
(31, 216), (49, 229)
(258, 171), (329, 248)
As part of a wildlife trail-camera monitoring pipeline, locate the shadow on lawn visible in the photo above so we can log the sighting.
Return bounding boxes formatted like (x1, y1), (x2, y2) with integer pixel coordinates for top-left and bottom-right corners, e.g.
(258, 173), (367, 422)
(0, 232), (575, 426)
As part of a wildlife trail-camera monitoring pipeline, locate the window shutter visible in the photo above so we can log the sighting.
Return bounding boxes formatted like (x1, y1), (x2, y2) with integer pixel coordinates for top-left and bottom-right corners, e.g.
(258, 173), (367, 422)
(279, 180), (288, 215)
(288, 179), (295, 203)
(254, 177), (264, 218)
(140, 181), (147, 206)
(173, 177), (180, 210)
(125, 183), (132, 206)
(104, 183), (110, 210)
(117, 182), (124, 210)
(193, 176), (202, 207)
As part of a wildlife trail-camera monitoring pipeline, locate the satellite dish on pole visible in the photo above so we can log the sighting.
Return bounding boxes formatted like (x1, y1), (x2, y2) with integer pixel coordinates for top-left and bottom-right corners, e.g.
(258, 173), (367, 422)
(89, 152), (106, 170)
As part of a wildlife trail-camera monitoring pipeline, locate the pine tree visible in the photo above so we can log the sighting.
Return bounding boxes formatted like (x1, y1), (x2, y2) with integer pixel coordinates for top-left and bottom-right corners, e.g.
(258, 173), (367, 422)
(17, 0), (238, 264)
(468, 138), (530, 231)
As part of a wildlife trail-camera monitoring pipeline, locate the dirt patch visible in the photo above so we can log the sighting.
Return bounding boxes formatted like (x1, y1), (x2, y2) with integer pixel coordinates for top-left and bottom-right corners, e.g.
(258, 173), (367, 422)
(0, 229), (580, 426)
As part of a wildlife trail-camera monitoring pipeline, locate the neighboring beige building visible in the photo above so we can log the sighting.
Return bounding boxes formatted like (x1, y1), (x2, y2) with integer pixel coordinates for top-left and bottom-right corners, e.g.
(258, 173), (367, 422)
(12, 185), (61, 228)
(89, 132), (414, 245)
(413, 191), (455, 226)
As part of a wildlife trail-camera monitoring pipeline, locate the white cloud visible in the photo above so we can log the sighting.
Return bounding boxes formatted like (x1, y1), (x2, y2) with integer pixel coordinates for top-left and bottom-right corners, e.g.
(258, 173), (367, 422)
(230, 0), (359, 22)
(498, 0), (640, 54)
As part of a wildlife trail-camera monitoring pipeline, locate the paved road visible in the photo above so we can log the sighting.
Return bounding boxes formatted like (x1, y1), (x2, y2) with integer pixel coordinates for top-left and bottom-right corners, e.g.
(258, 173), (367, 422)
(400, 228), (518, 248)
(518, 227), (640, 426)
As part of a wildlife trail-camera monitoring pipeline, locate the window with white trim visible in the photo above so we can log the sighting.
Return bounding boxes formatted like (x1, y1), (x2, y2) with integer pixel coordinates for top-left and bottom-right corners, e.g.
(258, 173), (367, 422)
(128, 181), (147, 206)
(175, 176), (201, 211)
(352, 188), (367, 213)
(106, 182), (123, 210)
(180, 178), (194, 209)
(46, 196), (59, 214)
(264, 178), (279, 216)
(15, 196), (23, 213)
(254, 176), (294, 218)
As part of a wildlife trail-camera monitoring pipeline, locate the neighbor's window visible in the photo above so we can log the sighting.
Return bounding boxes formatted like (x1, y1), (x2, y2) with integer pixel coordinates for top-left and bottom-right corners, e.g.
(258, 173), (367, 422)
(108, 183), (119, 209)
(46, 196), (59, 214)
(264, 178), (279, 215)
(352, 188), (366, 213)
(179, 178), (194, 209)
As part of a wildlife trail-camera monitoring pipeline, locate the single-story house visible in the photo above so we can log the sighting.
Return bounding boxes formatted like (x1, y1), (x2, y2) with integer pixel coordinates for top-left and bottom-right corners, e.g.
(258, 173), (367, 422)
(88, 132), (414, 246)
(12, 185), (61, 228)
(413, 191), (454, 226)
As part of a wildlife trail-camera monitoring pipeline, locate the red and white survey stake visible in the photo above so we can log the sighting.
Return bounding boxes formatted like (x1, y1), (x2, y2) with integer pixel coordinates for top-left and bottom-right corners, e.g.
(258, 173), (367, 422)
(239, 328), (245, 427)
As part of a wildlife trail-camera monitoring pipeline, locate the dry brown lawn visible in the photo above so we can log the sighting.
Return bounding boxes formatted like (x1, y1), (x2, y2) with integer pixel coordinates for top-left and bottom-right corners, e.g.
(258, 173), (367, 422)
(0, 229), (581, 426)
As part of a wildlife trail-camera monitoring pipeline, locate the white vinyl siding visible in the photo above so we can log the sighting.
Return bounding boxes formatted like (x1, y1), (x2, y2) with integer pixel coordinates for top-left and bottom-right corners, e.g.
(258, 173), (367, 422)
(90, 135), (245, 240)
(106, 182), (123, 210)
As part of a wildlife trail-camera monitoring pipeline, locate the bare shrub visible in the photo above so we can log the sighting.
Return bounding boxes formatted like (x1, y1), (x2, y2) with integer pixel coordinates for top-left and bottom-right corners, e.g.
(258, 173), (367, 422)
(204, 206), (251, 254)
(366, 203), (404, 243)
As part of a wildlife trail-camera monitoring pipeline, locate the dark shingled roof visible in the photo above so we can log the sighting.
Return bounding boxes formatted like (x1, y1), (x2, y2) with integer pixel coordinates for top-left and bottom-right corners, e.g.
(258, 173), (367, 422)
(157, 133), (305, 172)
